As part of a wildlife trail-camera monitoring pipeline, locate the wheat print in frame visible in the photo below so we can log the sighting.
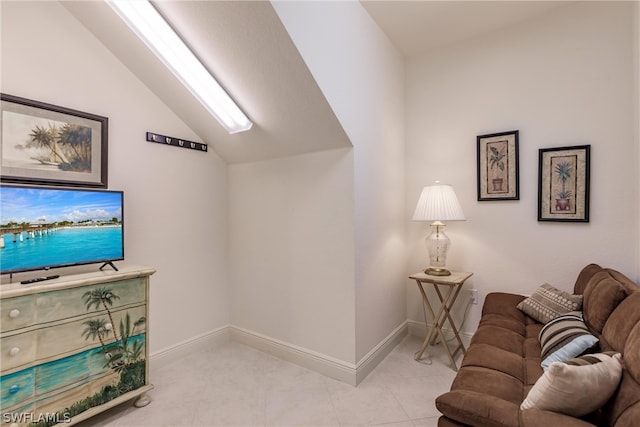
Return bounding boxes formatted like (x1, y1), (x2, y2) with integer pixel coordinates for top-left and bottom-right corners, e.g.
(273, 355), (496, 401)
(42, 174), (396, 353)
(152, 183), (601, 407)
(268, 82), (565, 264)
(477, 130), (519, 201)
(538, 145), (590, 222)
(1, 93), (108, 187)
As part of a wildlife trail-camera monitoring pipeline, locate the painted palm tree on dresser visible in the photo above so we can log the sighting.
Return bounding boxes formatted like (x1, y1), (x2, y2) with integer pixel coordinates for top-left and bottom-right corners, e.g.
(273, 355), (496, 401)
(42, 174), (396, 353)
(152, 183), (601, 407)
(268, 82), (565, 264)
(81, 287), (146, 372)
(81, 318), (111, 348)
(83, 287), (121, 343)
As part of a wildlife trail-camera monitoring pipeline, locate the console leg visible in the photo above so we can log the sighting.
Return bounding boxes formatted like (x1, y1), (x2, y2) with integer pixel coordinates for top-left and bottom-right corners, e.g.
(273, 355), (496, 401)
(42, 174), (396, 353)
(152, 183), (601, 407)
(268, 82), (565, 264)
(134, 393), (151, 408)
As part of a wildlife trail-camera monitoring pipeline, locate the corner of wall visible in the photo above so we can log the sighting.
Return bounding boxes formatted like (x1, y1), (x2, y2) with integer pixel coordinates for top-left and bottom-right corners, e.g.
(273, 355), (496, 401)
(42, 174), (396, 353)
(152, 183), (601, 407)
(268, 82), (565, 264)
(634, 0), (640, 281)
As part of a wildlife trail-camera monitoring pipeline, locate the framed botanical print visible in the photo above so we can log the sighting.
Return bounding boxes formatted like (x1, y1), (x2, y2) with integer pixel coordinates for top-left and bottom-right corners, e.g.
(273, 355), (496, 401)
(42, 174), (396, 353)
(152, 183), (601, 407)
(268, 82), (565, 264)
(538, 145), (590, 222)
(1, 94), (108, 187)
(477, 130), (519, 201)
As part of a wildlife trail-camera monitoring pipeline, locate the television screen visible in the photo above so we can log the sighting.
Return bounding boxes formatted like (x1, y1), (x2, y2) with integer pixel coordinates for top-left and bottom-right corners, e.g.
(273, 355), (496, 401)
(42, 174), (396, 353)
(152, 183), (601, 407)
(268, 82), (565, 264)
(0, 184), (124, 275)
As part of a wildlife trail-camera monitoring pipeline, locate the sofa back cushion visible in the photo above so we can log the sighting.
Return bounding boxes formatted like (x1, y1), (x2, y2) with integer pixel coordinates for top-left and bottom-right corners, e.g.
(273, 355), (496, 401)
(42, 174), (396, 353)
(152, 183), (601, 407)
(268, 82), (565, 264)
(602, 321), (640, 427)
(570, 264), (640, 427)
(582, 272), (627, 336)
(597, 273), (640, 427)
(573, 263), (605, 295)
(602, 292), (640, 352)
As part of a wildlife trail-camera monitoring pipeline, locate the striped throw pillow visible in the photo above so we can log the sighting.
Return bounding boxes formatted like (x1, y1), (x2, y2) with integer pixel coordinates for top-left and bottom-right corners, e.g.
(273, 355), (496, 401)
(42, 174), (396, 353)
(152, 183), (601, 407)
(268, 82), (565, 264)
(539, 313), (598, 369)
(563, 351), (619, 366)
(517, 283), (583, 324)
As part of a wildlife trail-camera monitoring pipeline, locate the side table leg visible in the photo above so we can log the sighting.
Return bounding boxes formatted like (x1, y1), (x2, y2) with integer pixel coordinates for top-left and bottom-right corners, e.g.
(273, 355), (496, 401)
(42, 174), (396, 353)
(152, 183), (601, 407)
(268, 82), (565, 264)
(414, 280), (437, 361)
(433, 284), (464, 371)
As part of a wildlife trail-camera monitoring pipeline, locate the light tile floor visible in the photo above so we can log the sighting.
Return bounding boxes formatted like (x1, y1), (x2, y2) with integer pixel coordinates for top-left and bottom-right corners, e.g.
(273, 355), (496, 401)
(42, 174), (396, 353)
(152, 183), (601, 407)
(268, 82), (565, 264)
(78, 335), (457, 427)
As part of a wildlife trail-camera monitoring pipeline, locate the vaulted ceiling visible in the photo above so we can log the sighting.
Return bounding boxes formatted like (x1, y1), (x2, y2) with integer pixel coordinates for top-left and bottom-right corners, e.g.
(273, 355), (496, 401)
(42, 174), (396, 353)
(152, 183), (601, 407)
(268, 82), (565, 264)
(63, 1), (351, 164)
(63, 1), (570, 164)
(361, 1), (570, 57)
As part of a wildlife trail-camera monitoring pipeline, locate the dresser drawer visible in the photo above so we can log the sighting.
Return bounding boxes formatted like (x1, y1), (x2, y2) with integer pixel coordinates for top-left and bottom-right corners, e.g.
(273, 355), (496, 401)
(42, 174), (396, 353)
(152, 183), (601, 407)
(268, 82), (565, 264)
(35, 278), (146, 324)
(36, 304), (147, 364)
(0, 332), (37, 372)
(0, 295), (36, 333)
(1, 279), (146, 334)
(1, 304), (146, 373)
(0, 366), (35, 411)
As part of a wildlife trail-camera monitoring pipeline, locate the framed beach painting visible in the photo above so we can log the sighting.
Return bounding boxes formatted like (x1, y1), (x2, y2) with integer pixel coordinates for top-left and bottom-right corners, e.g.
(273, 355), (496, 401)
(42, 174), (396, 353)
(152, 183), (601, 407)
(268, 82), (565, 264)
(538, 145), (590, 222)
(477, 130), (519, 201)
(1, 94), (108, 187)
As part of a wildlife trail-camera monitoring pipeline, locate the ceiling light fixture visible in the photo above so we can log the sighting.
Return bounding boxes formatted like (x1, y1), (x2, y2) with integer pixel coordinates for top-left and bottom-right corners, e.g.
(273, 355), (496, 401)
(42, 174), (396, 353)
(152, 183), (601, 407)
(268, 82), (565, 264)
(107, 0), (253, 134)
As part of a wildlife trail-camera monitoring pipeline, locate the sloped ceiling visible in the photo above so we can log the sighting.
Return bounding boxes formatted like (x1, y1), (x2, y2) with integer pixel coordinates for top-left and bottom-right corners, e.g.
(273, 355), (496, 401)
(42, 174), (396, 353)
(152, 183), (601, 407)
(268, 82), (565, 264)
(361, 1), (572, 57)
(63, 1), (572, 164)
(63, 1), (352, 164)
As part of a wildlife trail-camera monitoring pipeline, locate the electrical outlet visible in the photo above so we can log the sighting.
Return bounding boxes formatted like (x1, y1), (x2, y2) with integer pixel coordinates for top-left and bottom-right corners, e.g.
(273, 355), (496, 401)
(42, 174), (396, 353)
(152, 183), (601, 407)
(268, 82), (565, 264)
(470, 289), (479, 305)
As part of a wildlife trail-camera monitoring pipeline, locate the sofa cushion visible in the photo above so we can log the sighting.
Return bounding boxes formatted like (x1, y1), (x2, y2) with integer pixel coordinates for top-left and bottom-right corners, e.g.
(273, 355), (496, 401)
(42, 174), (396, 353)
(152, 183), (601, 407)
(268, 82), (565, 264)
(602, 292), (640, 353)
(517, 283), (583, 324)
(470, 325), (525, 355)
(624, 321), (640, 385)
(461, 343), (525, 381)
(482, 292), (527, 322)
(582, 273), (627, 335)
(521, 352), (623, 417)
(600, 319), (640, 427)
(436, 390), (520, 427)
(539, 313), (598, 369)
(572, 263), (603, 295)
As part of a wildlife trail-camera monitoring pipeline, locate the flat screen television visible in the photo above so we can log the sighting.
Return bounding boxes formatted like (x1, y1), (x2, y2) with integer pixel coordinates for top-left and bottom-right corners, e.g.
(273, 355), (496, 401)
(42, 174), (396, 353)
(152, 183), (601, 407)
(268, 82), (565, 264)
(0, 184), (124, 276)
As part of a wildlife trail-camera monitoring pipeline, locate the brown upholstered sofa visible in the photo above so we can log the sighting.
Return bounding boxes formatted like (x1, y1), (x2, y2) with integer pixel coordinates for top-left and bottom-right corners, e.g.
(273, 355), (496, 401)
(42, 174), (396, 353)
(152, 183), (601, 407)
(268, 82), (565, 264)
(436, 264), (640, 427)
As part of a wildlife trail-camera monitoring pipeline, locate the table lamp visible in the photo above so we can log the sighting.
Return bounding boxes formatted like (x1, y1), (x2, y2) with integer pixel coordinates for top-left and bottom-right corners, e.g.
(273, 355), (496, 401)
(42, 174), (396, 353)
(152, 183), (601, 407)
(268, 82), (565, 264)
(412, 182), (465, 276)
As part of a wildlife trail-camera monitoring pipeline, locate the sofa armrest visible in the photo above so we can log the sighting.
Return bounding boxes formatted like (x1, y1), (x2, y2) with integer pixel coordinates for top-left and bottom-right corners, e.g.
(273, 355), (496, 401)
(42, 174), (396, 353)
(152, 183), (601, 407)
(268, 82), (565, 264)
(436, 390), (520, 427)
(436, 391), (596, 427)
(521, 409), (596, 427)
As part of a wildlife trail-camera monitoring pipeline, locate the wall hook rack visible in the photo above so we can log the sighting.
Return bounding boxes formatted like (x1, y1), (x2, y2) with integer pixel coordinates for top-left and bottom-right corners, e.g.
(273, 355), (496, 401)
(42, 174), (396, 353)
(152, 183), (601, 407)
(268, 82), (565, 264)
(146, 132), (208, 152)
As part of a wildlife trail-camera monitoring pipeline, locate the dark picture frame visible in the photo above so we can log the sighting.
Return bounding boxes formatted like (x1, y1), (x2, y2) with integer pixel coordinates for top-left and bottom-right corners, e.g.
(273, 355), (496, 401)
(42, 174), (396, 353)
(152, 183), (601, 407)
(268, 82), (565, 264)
(477, 130), (519, 201)
(1, 94), (108, 188)
(538, 145), (590, 222)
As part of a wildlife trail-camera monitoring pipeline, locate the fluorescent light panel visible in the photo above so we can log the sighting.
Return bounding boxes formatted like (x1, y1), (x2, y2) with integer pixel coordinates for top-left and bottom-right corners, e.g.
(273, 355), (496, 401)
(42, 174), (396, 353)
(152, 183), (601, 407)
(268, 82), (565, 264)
(108, 0), (252, 134)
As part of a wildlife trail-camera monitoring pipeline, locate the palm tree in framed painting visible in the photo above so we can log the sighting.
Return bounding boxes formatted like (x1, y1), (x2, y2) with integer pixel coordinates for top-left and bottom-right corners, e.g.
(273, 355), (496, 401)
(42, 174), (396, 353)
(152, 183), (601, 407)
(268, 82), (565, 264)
(554, 160), (573, 211)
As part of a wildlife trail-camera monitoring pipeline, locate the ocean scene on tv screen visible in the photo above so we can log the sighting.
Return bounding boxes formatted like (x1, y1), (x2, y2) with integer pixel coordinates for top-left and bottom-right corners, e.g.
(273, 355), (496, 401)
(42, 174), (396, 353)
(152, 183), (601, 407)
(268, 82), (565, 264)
(0, 186), (123, 273)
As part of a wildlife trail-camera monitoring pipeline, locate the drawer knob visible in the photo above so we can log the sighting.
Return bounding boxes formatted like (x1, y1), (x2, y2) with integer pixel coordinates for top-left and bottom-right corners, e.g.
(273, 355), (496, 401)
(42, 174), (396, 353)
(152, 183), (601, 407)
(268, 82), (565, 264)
(105, 323), (113, 331)
(9, 384), (20, 394)
(9, 309), (20, 318)
(9, 347), (20, 356)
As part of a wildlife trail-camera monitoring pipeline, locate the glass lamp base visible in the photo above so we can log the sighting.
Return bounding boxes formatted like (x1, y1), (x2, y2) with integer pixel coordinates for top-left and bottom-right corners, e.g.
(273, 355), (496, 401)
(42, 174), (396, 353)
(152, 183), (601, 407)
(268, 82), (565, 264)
(424, 267), (451, 276)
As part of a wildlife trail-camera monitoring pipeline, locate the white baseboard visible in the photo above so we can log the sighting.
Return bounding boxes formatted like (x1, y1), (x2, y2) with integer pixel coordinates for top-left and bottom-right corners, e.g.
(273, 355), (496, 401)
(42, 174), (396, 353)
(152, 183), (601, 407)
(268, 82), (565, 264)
(149, 325), (231, 369)
(149, 322), (408, 386)
(231, 326), (359, 385)
(355, 321), (408, 384)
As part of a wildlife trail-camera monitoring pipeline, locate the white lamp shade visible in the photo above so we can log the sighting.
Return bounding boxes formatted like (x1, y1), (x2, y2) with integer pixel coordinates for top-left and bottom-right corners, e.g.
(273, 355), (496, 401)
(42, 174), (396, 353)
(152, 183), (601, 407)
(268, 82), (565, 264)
(412, 184), (465, 221)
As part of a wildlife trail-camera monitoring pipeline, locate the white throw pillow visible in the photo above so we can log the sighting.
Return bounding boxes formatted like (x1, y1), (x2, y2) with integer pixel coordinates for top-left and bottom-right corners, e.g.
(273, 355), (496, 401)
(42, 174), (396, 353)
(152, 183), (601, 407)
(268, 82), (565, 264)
(521, 353), (623, 417)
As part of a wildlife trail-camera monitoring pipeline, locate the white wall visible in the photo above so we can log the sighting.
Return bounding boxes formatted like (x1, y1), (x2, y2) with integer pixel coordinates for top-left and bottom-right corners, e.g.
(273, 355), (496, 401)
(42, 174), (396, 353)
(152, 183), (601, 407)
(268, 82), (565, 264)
(228, 148), (355, 362)
(406, 1), (640, 336)
(635, 1), (640, 281)
(272, 0), (406, 363)
(3, 0), (406, 377)
(0, 1), (231, 353)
